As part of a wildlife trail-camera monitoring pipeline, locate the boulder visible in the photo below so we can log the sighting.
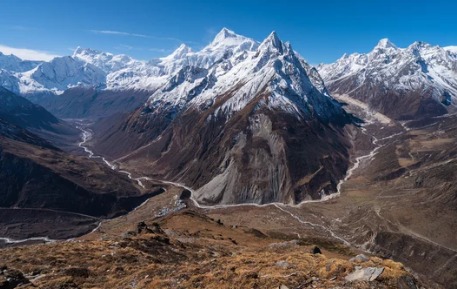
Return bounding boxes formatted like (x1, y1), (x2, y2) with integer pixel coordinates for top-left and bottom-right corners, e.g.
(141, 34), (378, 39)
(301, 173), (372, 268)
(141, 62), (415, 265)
(349, 254), (370, 263)
(136, 221), (153, 234)
(0, 267), (29, 289)
(345, 267), (384, 282)
(311, 246), (322, 254)
(179, 189), (192, 200)
(275, 261), (291, 269)
(150, 222), (165, 234)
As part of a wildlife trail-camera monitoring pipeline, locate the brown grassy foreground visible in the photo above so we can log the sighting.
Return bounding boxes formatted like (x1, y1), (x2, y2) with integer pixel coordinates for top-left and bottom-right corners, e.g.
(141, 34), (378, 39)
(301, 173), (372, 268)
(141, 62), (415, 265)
(0, 210), (421, 289)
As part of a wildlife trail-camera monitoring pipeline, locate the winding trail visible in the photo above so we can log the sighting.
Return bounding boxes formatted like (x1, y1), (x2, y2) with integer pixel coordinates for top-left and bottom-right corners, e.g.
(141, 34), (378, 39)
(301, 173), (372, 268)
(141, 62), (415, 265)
(273, 204), (351, 246)
(7, 207), (99, 220)
(76, 122), (146, 188)
(0, 236), (55, 245)
(0, 207), (100, 245)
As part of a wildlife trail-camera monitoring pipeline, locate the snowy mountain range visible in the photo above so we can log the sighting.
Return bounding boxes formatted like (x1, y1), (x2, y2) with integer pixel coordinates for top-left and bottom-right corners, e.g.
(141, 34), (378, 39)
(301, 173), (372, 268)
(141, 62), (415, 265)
(2, 30), (455, 204)
(318, 39), (457, 119)
(0, 28), (258, 95)
(1, 30), (455, 120)
(142, 29), (344, 125)
(0, 29), (328, 99)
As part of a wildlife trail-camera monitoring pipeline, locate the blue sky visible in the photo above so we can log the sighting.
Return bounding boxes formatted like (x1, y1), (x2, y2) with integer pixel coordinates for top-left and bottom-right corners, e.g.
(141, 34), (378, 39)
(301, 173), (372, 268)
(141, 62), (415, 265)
(1, 0), (456, 63)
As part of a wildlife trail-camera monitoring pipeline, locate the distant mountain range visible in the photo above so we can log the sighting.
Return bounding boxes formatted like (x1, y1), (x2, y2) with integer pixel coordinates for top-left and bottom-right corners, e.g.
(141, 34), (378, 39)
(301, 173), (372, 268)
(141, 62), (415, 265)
(1, 32), (455, 122)
(318, 39), (457, 119)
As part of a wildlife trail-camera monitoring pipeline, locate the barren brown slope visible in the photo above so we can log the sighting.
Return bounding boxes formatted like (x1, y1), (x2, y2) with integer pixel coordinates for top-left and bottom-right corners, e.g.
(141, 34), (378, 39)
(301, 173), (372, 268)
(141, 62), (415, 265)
(0, 86), (80, 150)
(247, 100), (457, 289)
(0, 208), (423, 289)
(0, 125), (165, 240)
(326, 79), (448, 120)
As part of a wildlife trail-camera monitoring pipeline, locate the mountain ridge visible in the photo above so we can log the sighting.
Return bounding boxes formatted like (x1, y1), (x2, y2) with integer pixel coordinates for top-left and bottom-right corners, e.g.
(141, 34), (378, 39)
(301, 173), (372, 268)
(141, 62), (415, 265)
(318, 39), (457, 119)
(88, 29), (354, 205)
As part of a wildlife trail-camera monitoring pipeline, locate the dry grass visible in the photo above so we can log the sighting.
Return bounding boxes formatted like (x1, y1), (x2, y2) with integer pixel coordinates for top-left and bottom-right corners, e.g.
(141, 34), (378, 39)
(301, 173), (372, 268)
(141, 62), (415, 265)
(0, 210), (419, 289)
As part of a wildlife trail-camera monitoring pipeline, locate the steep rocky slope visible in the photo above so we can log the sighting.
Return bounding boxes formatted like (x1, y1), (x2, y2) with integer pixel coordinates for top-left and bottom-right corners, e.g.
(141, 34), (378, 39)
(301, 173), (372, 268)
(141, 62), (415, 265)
(30, 87), (152, 119)
(0, 133), (161, 219)
(0, 87), (80, 149)
(0, 88), (164, 239)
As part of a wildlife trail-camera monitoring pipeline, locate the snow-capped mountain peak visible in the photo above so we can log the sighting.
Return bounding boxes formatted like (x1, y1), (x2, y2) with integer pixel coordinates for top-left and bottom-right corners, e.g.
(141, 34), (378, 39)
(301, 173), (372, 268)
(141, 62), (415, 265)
(407, 41), (432, 53)
(26, 56), (106, 93)
(258, 31), (287, 55)
(72, 47), (134, 73)
(162, 44), (192, 61)
(211, 27), (240, 45)
(0, 51), (22, 66)
(0, 51), (42, 73)
(262, 31), (282, 48)
(72, 47), (105, 58)
(143, 29), (345, 127)
(375, 38), (397, 49)
(205, 28), (258, 52)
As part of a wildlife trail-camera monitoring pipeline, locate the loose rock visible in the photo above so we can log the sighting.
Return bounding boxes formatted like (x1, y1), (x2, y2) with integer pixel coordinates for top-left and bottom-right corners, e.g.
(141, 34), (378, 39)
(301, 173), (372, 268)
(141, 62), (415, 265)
(0, 268), (30, 289)
(345, 267), (384, 282)
(312, 246), (322, 254)
(136, 221), (152, 234)
(349, 254), (370, 263)
(150, 222), (165, 234)
(275, 260), (291, 269)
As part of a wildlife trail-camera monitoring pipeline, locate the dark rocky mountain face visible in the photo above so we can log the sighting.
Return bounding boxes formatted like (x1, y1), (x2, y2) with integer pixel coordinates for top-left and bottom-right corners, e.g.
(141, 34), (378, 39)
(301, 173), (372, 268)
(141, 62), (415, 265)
(29, 87), (153, 119)
(0, 86), (60, 130)
(0, 87), (80, 150)
(0, 87), (164, 239)
(115, 97), (351, 205)
(0, 118), (56, 150)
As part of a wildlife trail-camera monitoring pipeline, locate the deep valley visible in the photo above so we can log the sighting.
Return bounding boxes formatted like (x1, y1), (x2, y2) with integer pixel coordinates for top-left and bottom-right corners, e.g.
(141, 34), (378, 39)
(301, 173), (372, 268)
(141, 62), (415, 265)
(0, 26), (456, 289)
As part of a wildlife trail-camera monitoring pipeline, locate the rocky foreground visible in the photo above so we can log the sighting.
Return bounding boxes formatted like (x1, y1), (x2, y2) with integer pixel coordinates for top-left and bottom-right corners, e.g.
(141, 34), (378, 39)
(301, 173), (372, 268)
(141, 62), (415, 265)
(0, 210), (423, 289)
